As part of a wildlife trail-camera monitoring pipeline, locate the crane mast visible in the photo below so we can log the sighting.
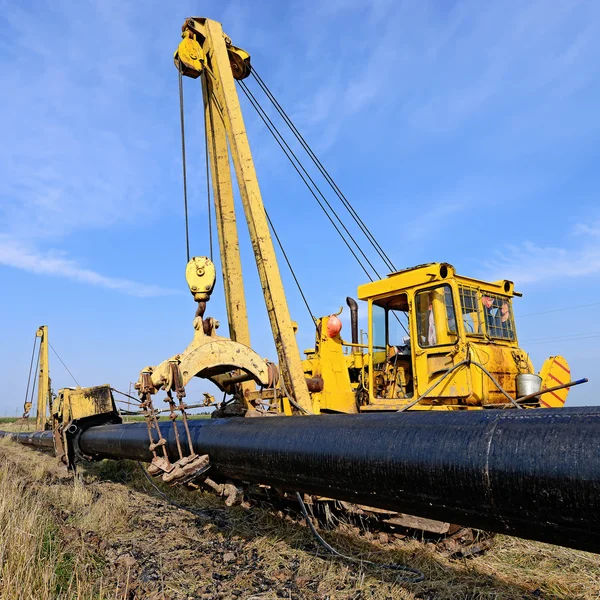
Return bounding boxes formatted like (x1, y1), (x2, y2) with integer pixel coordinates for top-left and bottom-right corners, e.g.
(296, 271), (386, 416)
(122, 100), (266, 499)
(175, 18), (312, 412)
(35, 325), (51, 430)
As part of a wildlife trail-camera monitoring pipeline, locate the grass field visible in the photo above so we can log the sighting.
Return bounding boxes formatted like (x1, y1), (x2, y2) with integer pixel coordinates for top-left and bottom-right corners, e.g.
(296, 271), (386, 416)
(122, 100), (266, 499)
(0, 413), (210, 432)
(0, 435), (599, 599)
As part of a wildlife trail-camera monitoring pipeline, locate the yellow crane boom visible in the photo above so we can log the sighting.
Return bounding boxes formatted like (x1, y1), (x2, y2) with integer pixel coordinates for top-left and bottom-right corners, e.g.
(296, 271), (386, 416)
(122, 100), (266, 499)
(175, 17), (312, 413)
(35, 325), (51, 430)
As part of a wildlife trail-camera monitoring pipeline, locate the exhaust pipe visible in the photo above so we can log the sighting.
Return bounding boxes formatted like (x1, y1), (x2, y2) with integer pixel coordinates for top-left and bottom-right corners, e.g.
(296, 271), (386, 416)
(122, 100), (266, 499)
(346, 297), (359, 344)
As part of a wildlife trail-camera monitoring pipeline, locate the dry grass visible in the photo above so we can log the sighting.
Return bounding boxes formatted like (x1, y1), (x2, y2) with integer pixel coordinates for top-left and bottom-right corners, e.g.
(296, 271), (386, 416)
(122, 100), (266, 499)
(0, 419), (38, 433)
(0, 441), (110, 599)
(0, 436), (599, 599)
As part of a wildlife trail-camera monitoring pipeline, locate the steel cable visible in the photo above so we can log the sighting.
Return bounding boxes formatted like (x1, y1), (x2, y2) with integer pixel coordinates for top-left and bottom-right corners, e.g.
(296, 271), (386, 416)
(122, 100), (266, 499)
(23, 333), (39, 414)
(295, 492), (424, 583)
(265, 209), (316, 326)
(238, 80), (375, 282)
(178, 59), (191, 263)
(111, 388), (141, 404)
(240, 79), (409, 335)
(201, 72), (214, 262)
(240, 80), (382, 279)
(250, 68), (396, 273)
(29, 342), (41, 413)
(138, 466), (422, 582)
(48, 341), (79, 387)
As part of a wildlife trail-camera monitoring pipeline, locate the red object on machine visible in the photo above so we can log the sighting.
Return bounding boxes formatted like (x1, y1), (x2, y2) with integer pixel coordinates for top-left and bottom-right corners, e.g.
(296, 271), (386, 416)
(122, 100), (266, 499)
(327, 315), (342, 338)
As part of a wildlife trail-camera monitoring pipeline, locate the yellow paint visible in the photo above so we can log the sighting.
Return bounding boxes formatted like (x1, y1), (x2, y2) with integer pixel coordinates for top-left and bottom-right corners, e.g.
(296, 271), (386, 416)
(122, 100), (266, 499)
(300, 262), (565, 412)
(202, 76), (251, 348)
(54, 385), (116, 423)
(174, 32), (204, 78)
(304, 316), (357, 414)
(35, 325), (52, 430)
(139, 257), (269, 400)
(186, 257), (216, 301)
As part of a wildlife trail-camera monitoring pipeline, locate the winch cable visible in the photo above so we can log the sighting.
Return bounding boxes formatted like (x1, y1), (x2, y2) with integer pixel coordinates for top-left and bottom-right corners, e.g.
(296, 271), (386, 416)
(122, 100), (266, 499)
(48, 341), (79, 387)
(295, 492), (424, 583)
(111, 388), (141, 404)
(265, 209), (317, 326)
(250, 68), (396, 274)
(264, 207), (317, 411)
(201, 72), (214, 262)
(239, 79), (409, 335)
(178, 59), (191, 263)
(238, 80), (376, 282)
(29, 343), (41, 415)
(23, 333), (39, 415)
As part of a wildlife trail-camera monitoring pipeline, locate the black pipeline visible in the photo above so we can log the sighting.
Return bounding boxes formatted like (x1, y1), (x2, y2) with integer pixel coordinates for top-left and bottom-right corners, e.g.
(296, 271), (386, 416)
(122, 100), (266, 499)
(4, 407), (600, 553)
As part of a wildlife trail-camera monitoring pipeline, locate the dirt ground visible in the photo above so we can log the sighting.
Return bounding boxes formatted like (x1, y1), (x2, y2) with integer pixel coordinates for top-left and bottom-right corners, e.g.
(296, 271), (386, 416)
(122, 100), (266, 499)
(1, 436), (599, 600)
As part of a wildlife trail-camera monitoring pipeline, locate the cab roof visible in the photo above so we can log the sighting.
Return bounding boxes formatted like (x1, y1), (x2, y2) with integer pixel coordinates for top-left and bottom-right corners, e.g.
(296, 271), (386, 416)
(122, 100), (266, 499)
(357, 262), (520, 302)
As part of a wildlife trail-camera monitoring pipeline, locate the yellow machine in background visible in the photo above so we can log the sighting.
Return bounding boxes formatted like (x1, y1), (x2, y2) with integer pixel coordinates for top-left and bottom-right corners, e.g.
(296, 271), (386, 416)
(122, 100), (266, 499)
(21, 325), (52, 430)
(22, 325), (121, 467)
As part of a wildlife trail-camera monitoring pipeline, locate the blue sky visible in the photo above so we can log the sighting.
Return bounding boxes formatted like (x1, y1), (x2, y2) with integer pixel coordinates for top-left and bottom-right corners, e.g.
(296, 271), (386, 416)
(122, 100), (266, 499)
(1, 0), (599, 414)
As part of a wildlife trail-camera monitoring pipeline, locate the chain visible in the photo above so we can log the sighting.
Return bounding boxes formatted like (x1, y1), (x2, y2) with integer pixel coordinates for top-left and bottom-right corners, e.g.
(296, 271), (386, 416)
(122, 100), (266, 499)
(139, 373), (173, 476)
(170, 362), (195, 456)
(137, 364), (210, 485)
(178, 58), (191, 263)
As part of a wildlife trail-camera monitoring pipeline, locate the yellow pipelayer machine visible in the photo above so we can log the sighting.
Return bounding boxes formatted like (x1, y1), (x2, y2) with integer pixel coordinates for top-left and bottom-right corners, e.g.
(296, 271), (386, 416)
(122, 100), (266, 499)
(131, 17), (574, 422)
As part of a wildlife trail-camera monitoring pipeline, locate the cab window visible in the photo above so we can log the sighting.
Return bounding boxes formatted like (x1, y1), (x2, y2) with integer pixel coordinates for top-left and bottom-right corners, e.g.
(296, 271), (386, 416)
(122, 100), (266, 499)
(481, 293), (515, 340)
(371, 296), (410, 350)
(459, 286), (484, 335)
(415, 285), (458, 348)
(370, 295), (412, 400)
(372, 304), (386, 349)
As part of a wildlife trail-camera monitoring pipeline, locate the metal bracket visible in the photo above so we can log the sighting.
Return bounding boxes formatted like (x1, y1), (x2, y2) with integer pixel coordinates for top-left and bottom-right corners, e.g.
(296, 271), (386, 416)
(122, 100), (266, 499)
(63, 412), (121, 470)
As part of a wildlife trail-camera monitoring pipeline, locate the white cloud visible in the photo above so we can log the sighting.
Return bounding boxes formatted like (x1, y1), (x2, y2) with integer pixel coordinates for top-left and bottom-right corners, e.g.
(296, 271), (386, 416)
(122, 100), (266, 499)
(483, 241), (600, 285)
(573, 221), (600, 237)
(0, 236), (179, 298)
(279, 0), (600, 159)
(2, 1), (599, 296)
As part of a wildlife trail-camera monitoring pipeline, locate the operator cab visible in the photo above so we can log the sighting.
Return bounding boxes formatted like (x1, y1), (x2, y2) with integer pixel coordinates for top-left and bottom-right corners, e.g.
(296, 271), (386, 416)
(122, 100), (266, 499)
(356, 263), (521, 410)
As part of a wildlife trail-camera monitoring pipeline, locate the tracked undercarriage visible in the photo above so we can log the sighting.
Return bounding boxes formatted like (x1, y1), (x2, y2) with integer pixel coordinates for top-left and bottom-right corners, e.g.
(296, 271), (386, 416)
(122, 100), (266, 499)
(170, 431), (493, 559)
(184, 474), (494, 558)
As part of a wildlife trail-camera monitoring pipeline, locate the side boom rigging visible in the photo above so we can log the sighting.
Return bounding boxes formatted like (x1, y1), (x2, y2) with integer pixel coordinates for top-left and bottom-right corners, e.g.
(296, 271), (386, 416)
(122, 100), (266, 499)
(175, 17), (312, 413)
(170, 17), (581, 420)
